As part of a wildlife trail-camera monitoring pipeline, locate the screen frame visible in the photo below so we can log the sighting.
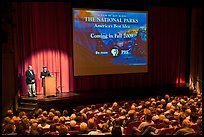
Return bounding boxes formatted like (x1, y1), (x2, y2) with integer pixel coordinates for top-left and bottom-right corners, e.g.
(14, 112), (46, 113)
(72, 8), (149, 76)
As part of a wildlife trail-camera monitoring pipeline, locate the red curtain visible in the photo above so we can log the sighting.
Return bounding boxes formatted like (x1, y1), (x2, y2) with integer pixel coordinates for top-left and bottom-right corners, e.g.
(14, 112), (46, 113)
(13, 3), (187, 95)
(13, 2), (74, 96)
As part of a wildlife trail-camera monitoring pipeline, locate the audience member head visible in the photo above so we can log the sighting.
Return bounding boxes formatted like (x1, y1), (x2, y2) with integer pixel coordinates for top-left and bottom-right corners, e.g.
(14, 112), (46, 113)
(3, 124), (15, 134)
(70, 113), (76, 120)
(19, 111), (26, 119)
(37, 127), (43, 135)
(132, 126), (137, 135)
(48, 112), (54, 120)
(197, 118), (202, 128)
(81, 113), (87, 122)
(31, 122), (38, 131)
(131, 104), (136, 110)
(112, 102), (118, 107)
(50, 124), (57, 132)
(127, 110), (135, 119)
(159, 114), (166, 122)
(152, 115), (159, 122)
(145, 113), (152, 123)
(80, 122), (88, 132)
(163, 118), (170, 127)
(59, 125), (68, 135)
(120, 109), (127, 116)
(182, 119), (191, 128)
(16, 123), (23, 135)
(87, 118), (95, 129)
(91, 104), (96, 111)
(59, 116), (65, 124)
(113, 118), (120, 126)
(50, 108), (55, 113)
(97, 123), (104, 131)
(173, 112), (180, 120)
(37, 108), (43, 115)
(30, 129), (39, 135)
(3, 116), (11, 125)
(103, 103), (108, 110)
(62, 110), (68, 117)
(106, 109), (112, 116)
(6, 109), (13, 118)
(53, 116), (59, 123)
(70, 120), (76, 128)
(190, 113), (198, 123)
(55, 110), (61, 117)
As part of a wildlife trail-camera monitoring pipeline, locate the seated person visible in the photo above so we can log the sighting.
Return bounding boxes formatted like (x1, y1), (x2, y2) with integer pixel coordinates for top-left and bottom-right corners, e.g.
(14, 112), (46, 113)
(123, 110), (137, 127)
(88, 124), (105, 135)
(79, 122), (89, 134)
(111, 118), (123, 136)
(173, 119), (195, 135)
(137, 113), (154, 132)
(59, 125), (69, 135)
(69, 120), (77, 130)
(44, 124), (59, 135)
(37, 117), (50, 129)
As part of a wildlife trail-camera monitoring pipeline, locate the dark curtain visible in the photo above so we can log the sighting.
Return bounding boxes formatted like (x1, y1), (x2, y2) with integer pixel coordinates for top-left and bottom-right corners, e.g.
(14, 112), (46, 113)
(12, 3), (187, 95)
(189, 8), (202, 94)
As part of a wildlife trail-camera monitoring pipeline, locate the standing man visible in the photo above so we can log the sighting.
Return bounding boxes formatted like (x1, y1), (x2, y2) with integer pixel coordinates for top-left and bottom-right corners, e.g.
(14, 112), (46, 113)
(40, 66), (51, 95)
(26, 65), (37, 97)
(40, 66), (51, 78)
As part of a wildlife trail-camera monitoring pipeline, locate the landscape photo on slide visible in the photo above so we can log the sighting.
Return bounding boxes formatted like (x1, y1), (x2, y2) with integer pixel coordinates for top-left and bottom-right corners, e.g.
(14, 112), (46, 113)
(73, 9), (148, 67)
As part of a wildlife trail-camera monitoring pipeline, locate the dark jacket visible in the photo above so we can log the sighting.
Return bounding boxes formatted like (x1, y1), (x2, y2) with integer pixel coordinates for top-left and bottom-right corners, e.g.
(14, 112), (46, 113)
(25, 70), (35, 84)
(40, 71), (51, 78)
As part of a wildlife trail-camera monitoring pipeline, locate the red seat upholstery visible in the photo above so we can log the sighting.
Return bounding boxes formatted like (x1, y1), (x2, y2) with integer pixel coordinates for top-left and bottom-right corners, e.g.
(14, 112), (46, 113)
(159, 127), (175, 135)
(75, 105), (84, 112)
(191, 124), (200, 133)
(134, 124), (157, 135)
(68, 130), (79, 135)
(156, 123), (164, 129)
(184, 132), (197, 135)
(95, 104), (103, 109)
(96, 114), (107, 124)
(171, 120), (179, 127)
(124, 121), (142, 135)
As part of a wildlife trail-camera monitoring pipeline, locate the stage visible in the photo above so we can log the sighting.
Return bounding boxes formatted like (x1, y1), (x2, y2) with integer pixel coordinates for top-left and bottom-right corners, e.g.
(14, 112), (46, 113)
(17, 84), (190, 114)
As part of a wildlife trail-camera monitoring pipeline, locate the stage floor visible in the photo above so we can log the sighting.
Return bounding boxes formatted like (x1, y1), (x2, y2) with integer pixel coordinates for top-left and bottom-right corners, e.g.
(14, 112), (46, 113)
(20, 92), (79, 101)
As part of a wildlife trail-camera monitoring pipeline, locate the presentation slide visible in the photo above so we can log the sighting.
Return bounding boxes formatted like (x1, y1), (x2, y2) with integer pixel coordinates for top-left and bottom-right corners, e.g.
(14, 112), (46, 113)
(73, 8), (148, 76)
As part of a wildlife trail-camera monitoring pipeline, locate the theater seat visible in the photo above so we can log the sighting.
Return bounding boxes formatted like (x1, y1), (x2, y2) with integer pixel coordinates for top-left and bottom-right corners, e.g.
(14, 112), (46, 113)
(124, 121), (142, 135)
(159, 127), (175, 135)
(184, 132), (197, 135)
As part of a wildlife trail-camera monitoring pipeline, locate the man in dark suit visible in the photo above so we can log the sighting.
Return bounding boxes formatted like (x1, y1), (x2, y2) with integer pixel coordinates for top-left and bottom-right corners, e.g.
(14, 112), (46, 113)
(25, 65), (36, 97)
(40, 66), (51, 95)
(40, 66), (51, 78)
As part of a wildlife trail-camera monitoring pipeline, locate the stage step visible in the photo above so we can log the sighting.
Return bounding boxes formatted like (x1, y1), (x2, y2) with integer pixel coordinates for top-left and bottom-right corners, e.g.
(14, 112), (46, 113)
(20, 102), (38, 108)
(18, 107), (36, 112)
(17, 97), (39, 113)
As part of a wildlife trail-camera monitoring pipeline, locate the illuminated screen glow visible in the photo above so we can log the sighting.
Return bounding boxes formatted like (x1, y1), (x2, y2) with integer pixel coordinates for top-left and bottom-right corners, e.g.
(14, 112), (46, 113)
(73, 8), (148, 76)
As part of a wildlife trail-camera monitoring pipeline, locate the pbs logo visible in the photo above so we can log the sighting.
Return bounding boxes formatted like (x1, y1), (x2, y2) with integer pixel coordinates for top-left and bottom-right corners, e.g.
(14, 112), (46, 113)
(110, 46), (121, 57)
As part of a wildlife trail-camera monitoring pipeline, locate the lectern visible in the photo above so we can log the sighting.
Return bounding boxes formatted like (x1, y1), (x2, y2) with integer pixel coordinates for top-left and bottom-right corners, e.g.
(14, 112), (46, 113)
(44, 77), (56, 97)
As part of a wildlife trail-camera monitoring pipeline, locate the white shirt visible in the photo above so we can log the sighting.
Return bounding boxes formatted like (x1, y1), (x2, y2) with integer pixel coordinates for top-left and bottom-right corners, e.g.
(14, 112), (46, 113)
(29, 70), (33, 75)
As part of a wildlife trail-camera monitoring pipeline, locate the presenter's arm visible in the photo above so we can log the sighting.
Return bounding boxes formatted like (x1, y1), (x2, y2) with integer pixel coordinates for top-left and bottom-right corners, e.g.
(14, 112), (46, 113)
(40, 72), (45, 78)
(48, 71), (51, 76)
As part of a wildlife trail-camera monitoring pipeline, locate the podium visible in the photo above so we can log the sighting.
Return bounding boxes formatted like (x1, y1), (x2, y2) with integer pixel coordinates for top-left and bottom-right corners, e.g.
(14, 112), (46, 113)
(44, 77), (56, 97)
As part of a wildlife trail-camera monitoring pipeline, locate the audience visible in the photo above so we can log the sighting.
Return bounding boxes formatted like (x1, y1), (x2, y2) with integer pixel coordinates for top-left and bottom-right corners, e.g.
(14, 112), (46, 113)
(1, 94), (202, 135)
